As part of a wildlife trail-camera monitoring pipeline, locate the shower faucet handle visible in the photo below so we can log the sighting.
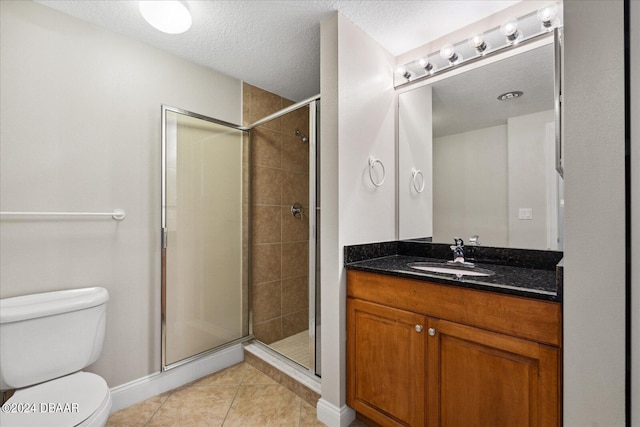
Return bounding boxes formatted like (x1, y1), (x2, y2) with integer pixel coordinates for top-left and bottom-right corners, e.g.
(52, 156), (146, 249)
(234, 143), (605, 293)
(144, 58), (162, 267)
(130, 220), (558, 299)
(291, 203), (303, 219)
(295, 129), (308, 143)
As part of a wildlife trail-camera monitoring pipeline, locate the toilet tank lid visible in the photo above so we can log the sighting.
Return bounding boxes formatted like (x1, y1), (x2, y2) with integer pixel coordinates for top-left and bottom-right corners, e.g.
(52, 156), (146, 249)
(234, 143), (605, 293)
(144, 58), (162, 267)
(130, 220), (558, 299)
(0, 287), (109, 324)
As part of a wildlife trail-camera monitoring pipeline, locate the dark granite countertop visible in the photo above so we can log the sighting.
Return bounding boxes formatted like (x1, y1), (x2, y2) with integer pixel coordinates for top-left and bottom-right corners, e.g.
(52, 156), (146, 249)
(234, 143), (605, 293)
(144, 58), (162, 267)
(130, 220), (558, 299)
(345, 241), (563, 302)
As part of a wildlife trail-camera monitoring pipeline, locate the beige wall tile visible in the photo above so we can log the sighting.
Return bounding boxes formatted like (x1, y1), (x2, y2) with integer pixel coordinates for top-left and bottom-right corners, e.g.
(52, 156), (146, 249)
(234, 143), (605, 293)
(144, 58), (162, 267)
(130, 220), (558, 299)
(282, 170), (309, 207)
(281, 206), (309, 243)
(252, 166), (282, 206)
(282, 133), (310, 173)
(247, 85), (282, 131)
(245, 86), (313, 345)
(251, 243), (281, 284)
(282, 242), (308, 279)
(282, 309), (309, 338)
(252, 281), (282, 323)
(252, 205), (281, 244)
(252, 317), (282, 344)
(242, 83), (254, 127)
(282, 276), (309, 315)
(251, 127), (282, 169)
(281, 104), (309, 139)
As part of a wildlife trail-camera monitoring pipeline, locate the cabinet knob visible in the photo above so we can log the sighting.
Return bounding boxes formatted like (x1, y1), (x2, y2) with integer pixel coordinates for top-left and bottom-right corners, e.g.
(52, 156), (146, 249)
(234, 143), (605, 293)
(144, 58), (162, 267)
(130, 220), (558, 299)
(428, 328), (436, 336)
(415, 325), (423, 332)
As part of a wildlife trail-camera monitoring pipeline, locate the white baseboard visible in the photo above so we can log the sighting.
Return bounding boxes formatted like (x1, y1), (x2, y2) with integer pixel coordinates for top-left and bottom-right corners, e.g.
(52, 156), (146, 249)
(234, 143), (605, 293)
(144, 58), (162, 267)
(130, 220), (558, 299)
(109, 344), (243, 413)
(316, 398), (355, 427)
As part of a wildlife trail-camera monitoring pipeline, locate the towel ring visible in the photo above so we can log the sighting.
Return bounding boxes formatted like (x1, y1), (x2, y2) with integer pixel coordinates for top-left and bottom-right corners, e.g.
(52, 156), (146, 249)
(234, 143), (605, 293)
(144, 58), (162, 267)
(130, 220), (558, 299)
(368, 157), (386, 187)
(411, 168), (425, 193)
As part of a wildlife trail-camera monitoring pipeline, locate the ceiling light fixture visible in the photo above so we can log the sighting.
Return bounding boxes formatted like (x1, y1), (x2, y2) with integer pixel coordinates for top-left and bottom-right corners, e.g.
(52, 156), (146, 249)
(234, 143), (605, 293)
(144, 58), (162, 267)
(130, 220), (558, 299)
(440, 44), (462, 65)
(139, 1), (192, 35)
(393, 7), (563, 88)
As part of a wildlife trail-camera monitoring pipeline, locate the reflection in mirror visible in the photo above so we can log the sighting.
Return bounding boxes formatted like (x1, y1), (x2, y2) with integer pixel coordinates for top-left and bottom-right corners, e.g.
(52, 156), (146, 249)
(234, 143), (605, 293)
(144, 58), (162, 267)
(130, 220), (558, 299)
(398, 39), (563, 250)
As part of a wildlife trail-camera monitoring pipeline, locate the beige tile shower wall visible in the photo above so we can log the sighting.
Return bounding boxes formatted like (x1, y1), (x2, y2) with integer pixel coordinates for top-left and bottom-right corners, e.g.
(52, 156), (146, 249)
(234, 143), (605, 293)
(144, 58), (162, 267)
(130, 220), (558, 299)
(243, 83), (310, 344)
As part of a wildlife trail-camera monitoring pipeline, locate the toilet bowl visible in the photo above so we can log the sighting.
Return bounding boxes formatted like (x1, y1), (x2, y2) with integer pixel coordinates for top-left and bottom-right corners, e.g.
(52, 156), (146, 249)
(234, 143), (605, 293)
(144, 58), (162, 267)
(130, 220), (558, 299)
(0, 372), (111, 427)
(0, 288), (112, 427)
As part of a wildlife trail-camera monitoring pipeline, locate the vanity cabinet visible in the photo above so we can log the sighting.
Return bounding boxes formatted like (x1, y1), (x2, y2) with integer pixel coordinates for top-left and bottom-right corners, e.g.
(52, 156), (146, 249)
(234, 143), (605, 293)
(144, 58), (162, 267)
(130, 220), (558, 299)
(346, 270), (562, 427)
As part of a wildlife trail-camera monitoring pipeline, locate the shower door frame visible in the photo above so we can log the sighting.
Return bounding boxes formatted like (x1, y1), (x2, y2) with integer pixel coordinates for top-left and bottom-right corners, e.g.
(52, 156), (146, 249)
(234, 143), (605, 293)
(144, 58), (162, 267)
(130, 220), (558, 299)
(161, 104), (251, 372)
(245, 94), (321, 377)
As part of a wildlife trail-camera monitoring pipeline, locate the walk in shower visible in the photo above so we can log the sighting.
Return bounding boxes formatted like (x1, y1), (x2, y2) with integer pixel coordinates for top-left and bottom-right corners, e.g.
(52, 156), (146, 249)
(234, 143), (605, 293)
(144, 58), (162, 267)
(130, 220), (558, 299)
(244, 83), (321, 376)
(161, 86), (321, 378)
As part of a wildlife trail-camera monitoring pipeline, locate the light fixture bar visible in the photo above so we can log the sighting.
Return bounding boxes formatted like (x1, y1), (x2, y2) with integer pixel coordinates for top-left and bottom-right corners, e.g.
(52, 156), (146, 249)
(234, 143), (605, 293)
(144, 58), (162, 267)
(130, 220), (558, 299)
(393, 4), (561, 89)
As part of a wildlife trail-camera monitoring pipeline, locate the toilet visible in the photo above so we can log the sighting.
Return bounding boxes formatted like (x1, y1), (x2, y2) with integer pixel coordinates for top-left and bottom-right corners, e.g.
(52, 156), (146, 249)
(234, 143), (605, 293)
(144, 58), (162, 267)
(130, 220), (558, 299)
(0, 287), (112, 427)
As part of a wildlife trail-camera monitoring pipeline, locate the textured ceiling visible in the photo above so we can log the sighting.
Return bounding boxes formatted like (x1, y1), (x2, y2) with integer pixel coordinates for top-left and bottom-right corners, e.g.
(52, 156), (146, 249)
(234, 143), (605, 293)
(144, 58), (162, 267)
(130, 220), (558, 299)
(34, 0), (519, 101)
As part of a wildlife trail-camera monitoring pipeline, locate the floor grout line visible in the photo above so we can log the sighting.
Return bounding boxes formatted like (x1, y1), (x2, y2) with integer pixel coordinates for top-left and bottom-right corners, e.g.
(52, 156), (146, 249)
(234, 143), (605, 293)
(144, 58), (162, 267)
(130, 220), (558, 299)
(142, 389), (173, 427)
(220, 364), (250, 426)
(220, 383), (242, 427)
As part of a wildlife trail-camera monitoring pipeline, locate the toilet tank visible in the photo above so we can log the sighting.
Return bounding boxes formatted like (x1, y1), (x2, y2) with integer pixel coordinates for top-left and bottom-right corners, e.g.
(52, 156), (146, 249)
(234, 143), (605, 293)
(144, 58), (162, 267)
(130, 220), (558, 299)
(0, 287), (109, 390)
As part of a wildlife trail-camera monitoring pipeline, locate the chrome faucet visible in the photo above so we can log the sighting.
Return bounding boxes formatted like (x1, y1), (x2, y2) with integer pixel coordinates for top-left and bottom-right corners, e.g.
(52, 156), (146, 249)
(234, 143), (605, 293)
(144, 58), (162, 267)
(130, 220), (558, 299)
(467, 235), (479, 262)
(450, 238), (465, 263)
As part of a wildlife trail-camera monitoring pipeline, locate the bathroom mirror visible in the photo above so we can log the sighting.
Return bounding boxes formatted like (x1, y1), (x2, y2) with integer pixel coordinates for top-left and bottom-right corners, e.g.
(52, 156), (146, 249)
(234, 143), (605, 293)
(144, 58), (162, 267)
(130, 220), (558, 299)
(398, 36), (563, 250)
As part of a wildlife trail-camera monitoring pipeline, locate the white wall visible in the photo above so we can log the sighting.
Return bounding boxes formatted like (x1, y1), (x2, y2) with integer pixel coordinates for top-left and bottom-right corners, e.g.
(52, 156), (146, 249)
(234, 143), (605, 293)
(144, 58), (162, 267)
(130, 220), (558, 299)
(432, 125), (508, 247)
(319, 12), (396, 426)
(398, 85), (433, 240)
(563, 1), (626, 425)
(507, 110), (555, 250)
(0, 1), (241, 388)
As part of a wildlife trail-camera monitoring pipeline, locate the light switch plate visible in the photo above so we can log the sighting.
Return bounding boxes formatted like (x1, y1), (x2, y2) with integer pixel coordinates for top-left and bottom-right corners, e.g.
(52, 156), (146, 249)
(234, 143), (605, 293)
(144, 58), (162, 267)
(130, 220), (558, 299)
(518, 208), (533, 220)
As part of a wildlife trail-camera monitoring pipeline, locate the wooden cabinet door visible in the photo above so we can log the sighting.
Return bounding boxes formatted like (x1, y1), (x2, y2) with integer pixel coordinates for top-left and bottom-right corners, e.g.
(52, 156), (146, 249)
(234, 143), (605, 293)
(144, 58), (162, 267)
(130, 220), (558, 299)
(347, 298), (427, 427)
(426, 318), (560, 427)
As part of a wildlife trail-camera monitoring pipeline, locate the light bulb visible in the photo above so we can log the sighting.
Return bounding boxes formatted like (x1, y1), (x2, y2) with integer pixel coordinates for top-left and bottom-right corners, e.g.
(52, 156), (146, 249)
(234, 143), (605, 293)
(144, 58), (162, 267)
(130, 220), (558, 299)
(440, 44), (462, 65)
(467, 33), (489, 54)
(139, 1), (192, 34)
(500, 18), (522, 44)
(537, 2), (561, 31)
(537, 3), (558, 23)
(396, 66), (412, 81)
(416, 57), (436, 74)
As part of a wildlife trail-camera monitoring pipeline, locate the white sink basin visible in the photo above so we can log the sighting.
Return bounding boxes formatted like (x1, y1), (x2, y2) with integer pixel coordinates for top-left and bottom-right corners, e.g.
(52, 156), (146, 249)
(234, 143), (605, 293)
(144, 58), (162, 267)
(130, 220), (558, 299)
(407, 262), (494, 277)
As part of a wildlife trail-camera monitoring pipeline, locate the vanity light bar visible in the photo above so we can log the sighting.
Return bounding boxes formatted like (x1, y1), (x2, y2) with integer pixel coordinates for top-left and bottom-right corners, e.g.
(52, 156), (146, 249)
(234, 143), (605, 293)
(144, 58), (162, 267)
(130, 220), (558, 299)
(394, 2), (562, 88)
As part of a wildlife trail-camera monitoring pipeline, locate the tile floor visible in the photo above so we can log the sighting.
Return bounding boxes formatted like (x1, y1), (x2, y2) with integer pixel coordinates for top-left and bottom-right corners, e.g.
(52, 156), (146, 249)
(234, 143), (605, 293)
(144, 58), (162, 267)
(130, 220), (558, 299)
(106, 362), (367, 427)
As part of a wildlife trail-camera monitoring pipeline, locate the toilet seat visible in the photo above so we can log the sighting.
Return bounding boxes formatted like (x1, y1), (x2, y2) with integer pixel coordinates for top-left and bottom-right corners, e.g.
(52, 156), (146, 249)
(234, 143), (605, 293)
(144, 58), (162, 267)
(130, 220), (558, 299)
(0, 372), (111, 427)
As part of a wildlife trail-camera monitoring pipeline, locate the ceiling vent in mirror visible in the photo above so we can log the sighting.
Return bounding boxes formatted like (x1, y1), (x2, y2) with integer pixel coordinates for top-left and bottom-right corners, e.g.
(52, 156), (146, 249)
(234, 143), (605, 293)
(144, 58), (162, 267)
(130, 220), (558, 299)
(139, 1), (192, 34)
(497, 91), (524, 101)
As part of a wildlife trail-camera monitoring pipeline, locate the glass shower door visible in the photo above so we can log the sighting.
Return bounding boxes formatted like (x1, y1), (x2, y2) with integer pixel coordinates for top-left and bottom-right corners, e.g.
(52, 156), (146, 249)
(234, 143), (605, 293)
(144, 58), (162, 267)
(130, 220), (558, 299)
(162, 106), (249, 369)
